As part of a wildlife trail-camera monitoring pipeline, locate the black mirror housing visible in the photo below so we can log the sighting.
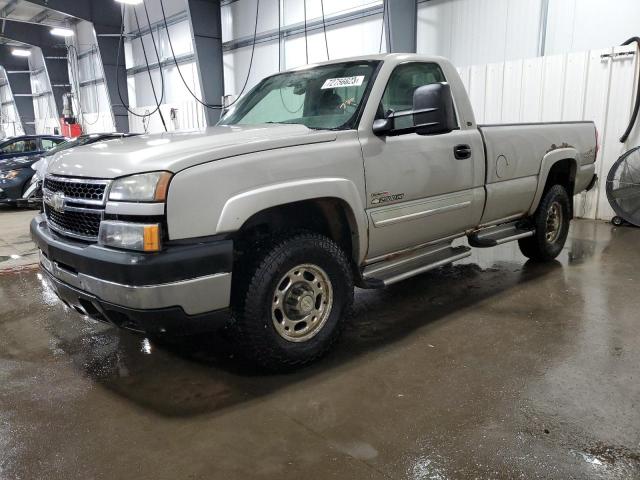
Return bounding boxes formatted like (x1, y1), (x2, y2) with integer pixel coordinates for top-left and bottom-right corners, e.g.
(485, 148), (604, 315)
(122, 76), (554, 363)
(373, 117), (394, 136)
(412, 83), (457, 135)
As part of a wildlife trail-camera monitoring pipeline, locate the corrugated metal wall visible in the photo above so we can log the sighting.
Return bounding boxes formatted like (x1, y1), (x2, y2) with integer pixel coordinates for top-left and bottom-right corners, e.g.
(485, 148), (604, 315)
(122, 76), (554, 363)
(0, 67), (24, 137)
(458, 45), (640, 221)
(28, 47), (59, 135)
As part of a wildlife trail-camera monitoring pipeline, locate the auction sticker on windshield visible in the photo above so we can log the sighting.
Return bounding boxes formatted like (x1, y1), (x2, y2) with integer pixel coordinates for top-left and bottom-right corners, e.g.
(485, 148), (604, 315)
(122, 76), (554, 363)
(321, 76), (365, 89)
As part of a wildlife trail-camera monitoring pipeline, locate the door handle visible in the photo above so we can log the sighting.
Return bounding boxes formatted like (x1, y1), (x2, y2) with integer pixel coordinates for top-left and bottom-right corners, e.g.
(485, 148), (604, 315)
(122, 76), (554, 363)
(454, 144), (472, 160)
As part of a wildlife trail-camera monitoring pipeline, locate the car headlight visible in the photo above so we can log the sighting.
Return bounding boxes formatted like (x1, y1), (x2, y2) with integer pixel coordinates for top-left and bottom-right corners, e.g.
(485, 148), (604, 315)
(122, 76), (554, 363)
(0, 169), (20, 180)
(98, 221), (162, 252)
(108, 171), (172, 202)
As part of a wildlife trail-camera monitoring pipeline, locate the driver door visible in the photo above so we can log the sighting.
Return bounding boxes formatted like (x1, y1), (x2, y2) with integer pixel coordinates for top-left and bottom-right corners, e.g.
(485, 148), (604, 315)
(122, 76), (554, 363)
(361, 62), (484, 259)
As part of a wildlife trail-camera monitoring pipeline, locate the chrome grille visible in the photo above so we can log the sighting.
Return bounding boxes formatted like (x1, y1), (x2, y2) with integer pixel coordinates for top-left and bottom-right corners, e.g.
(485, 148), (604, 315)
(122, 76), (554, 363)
(45, 205), (103, 239)
(43, 176), (108, 203)
(43, 175), (111, 241)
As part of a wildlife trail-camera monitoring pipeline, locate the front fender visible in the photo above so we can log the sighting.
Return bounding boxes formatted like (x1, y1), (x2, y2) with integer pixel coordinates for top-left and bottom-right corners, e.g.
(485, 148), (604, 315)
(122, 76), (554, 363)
(217, 177), (368, 263)
(528, 148), (578, 215)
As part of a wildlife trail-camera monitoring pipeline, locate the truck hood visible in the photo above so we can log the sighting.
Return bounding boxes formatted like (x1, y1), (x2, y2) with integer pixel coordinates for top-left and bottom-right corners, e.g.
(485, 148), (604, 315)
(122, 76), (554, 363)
(46, 124), (337, 179)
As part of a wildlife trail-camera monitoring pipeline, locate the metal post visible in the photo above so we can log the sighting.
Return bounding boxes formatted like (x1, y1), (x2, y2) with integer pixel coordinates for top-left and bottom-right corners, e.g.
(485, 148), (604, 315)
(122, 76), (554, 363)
(386, 0), (417, 53)
(185, 0), (225, 125)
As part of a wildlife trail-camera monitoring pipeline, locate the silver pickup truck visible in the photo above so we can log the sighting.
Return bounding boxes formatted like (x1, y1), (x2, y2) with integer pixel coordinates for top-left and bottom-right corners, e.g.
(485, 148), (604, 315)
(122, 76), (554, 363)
(31, 53), (598, 369)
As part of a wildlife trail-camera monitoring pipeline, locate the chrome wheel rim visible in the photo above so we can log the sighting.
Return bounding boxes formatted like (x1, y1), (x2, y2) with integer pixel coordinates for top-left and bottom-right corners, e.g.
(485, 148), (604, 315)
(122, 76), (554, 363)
(271, 264), (334, 343)
(545, 201), (563, 243)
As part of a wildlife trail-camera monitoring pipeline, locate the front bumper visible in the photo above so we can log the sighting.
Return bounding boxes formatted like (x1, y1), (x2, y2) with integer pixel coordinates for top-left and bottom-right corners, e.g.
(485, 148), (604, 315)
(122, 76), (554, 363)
(31, 214), (233, 334)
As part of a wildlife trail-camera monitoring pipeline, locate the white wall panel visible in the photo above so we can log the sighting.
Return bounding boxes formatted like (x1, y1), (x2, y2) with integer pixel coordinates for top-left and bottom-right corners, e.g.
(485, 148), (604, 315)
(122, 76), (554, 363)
(545, 0), (640, 55)
(123, 1), (204, 132)
(417, 0), (541, 67)
(561, 51), (588, 121)
(468, 64), (486, 123)
(520, 57), (544, 122)
(501, 59), (523, 123)
(540, 54), (565, 121)
(484, 62), (504, 124)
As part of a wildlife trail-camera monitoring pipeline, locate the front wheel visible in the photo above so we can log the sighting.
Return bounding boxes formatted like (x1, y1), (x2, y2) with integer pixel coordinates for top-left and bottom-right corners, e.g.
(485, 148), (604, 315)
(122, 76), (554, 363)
(232, 232), (354, 371)
(518, 184), (571, 261)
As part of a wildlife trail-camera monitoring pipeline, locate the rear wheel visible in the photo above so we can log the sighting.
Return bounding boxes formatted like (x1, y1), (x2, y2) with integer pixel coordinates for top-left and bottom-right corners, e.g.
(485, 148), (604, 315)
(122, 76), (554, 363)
(232, 232), (353, 371)
(518, 184), (571, 261)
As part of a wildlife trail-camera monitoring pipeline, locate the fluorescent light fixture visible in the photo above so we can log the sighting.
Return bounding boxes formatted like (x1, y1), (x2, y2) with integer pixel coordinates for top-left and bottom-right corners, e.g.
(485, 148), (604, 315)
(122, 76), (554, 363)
(11, 48), (31, 57)
(50, 27), (74, 37)
(114, 0), (144, 4)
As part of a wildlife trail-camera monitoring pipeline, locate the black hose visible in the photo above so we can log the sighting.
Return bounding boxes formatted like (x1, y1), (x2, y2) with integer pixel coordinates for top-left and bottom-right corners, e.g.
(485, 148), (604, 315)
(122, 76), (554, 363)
(133, 5), (167, 131)
(158, 0), (260, 111)
(115, 6), (163, 119)
(620, 36), (640, 143)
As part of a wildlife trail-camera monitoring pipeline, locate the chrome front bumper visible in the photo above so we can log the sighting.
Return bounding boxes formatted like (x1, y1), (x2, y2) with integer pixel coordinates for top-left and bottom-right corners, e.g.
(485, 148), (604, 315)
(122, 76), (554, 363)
(31, 214), (234, 332)
(39, 251), (231, 315)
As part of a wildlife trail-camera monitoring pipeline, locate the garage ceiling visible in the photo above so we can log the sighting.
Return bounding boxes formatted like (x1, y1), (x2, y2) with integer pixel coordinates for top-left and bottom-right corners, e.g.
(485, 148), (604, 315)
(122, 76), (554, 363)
(0, 0), (78, 47)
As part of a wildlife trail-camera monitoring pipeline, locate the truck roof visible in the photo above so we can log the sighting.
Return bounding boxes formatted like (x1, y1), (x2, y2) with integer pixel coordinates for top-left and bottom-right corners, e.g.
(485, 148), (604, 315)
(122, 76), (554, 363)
(284, 53), (451, 72)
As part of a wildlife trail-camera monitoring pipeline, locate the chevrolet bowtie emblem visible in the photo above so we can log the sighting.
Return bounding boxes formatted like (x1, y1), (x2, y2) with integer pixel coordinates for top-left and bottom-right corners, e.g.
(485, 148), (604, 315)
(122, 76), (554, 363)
(45, 191), (66, 213)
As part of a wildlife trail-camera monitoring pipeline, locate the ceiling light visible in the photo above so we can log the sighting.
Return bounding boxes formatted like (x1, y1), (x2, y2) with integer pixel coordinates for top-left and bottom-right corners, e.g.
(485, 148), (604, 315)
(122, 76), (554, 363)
(11, 48), (31, 57)
(114, 0), (144, 4)
(50, 27), (74, 37)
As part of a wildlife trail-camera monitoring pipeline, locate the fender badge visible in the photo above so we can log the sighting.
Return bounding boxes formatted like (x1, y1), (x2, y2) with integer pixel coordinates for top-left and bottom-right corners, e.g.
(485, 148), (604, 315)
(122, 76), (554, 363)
(371, 191), (405, 204)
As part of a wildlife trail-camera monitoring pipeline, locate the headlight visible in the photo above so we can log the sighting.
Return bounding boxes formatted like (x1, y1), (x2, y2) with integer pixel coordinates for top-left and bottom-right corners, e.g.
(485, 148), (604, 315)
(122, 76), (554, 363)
(108, 171), (172, 202)
(0, 169), (20, 180)
(98, 221), (162, 252)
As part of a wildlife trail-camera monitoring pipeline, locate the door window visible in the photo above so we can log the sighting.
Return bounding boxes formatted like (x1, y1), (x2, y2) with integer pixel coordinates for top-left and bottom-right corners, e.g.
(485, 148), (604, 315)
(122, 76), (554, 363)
(377, 62), (449, 130)
(41, 138), (63, 150)
(0, 139), (38, 154)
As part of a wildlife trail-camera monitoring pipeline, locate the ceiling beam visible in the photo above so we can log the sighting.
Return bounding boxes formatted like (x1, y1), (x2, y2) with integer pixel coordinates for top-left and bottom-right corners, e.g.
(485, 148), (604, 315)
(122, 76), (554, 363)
(0, 0), (20, 18)
(29, 8), (50, 24)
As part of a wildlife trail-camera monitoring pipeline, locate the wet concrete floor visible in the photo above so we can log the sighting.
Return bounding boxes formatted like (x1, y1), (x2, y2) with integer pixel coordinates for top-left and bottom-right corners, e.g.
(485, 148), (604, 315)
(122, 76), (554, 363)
(1, 214), (639, 479)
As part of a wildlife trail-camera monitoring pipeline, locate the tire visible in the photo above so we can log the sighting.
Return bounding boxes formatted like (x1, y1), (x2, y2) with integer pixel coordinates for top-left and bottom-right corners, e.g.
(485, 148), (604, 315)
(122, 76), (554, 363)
(518, 184), (571, 261)
(612, 216), (625, 227)
(232, 232), (354, 371)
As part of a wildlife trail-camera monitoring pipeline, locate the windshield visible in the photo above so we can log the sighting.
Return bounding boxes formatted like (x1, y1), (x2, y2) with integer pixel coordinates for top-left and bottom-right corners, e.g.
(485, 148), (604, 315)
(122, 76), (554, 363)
(219, 61), (380, 130)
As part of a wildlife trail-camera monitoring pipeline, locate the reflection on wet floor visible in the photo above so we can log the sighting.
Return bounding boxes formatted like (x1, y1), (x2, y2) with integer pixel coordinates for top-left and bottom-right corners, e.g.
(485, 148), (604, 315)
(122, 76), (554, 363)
(1, 219), (639, 479)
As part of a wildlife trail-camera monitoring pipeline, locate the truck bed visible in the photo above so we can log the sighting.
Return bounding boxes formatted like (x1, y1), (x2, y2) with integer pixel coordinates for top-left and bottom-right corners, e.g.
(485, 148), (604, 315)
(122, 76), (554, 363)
(477, 121), (597, 226)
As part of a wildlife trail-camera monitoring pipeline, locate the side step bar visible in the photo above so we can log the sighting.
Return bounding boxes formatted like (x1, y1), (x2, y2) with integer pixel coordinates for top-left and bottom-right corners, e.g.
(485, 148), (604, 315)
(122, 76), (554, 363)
(362, 245), (472, 287)
(467, 222), (534, 248)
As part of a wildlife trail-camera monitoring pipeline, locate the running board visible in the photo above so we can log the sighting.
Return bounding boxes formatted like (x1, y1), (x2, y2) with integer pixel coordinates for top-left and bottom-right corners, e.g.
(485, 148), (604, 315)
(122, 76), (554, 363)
(468, 222), (534, 248)
(362, 245), (472, 287)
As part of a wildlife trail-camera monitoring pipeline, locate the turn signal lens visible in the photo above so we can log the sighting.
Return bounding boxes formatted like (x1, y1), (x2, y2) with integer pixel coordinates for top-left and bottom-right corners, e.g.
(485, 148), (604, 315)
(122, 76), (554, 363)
(143, 224), (161, 252)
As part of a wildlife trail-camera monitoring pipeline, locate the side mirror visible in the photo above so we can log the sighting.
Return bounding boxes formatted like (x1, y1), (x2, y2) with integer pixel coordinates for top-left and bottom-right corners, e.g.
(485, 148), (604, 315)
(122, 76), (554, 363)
(412, 83), (457, 135)
(372, 117), (394, 136)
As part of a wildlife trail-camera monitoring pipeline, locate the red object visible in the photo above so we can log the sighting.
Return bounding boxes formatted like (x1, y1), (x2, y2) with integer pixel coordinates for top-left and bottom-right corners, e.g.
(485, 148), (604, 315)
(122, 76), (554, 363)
(60, 118), (82, 138)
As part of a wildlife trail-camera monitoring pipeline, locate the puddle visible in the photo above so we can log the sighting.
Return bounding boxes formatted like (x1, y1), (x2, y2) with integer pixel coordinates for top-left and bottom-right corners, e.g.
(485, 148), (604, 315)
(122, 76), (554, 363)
(571, 444), (640, 476)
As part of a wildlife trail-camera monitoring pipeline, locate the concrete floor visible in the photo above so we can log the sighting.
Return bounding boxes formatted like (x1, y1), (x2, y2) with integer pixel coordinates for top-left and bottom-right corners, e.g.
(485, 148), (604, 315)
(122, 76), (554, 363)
(1, 207), (639, 479)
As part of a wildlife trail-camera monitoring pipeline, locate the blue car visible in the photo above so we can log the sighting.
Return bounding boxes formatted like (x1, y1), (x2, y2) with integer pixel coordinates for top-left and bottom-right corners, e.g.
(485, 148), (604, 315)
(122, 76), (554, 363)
(0, 135), (65, 162)
(0, 133), (136, 206)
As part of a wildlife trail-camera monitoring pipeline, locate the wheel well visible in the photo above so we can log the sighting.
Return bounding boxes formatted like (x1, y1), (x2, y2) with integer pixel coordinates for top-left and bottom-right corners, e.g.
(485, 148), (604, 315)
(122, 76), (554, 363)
(233, 198), (359, 264)
(544, 159), (577, 216)
(545, 159), (577, 195)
